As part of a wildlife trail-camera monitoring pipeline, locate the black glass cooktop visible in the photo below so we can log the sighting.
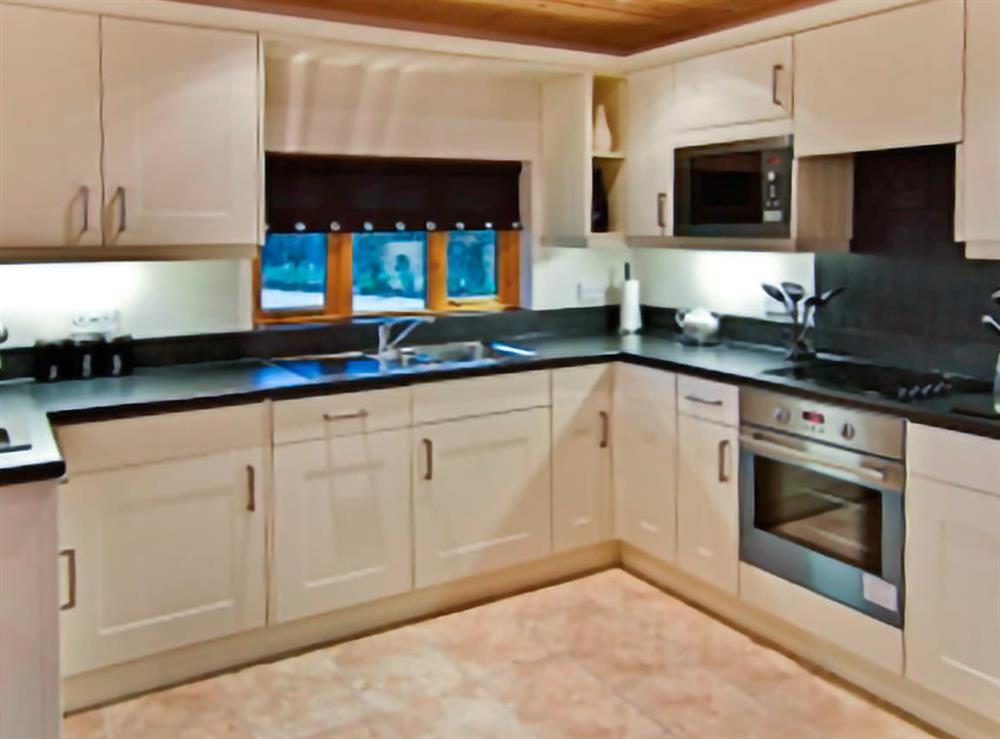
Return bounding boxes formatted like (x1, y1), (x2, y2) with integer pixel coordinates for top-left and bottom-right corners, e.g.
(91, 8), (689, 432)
(765, 359), (993, 402)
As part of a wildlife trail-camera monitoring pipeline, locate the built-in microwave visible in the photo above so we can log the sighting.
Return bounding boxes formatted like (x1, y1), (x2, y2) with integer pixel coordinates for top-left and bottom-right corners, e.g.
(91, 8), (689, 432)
(675, 136), (793, 238)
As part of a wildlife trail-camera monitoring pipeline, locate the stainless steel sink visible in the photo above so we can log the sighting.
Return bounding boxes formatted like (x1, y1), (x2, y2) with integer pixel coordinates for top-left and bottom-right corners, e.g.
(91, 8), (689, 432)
(271, 341), (536, 380)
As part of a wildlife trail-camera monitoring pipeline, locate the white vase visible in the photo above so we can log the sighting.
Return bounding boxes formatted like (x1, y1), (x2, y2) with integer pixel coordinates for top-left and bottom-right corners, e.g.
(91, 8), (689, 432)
(593, 104), (613, 153)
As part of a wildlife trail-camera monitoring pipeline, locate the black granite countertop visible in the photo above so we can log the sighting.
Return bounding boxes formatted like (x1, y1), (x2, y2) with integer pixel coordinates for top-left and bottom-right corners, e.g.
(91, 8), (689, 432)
(2, 332), (997, 485)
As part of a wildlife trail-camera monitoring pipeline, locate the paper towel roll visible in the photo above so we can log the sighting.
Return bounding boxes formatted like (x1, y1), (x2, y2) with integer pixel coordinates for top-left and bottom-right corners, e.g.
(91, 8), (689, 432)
(620, 279), (642, 334)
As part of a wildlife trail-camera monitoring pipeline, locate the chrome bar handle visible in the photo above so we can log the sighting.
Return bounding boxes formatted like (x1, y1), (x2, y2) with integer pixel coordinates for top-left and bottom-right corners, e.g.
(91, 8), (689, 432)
(323, 409), (368, 422)
(246, 465), (256, 512)
(718, 439), (730, 483)
(79, 185), (90, 236)
(115, 186), (127, 234)
(599, 411), (610, 449)
(684, 395), (723, 407)
(60, 549), (77, 611)
(772, 64), (784, 107)
(422, 439), (433, 481)
(656, 192), (667, 230)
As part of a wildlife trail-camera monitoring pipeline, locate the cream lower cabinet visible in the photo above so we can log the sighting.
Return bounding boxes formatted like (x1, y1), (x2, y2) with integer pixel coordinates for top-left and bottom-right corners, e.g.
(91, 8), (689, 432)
(413, 408), (552, 588)
(271, 430), (412, 624)
(59, 448), (268, 676)
(905, 426), (1000, 721)
(552, 365), (613, 553)
(676, 413), (739, 593)
(612, 364), (678, 563)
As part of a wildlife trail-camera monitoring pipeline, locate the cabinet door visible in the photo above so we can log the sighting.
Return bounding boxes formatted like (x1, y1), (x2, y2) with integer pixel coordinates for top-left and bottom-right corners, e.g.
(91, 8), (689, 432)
(958, 0), (1000, 247)
(905, 476), (1000, 721)
(272, 430), (412, 624)
(101, 18), (258, 246)
(625, 64), (674, 237)
(793, 0), (963, 157)
(413, 408), (551, 588)
(672, 37), (791, 132)
(677, 415), (739, 593)
(552, 365), (612, 553)
(0, 5), (102, 247)
(59, 448), (267, 676)
(612, 364), (677, 563)
(541, 74), (591, 240)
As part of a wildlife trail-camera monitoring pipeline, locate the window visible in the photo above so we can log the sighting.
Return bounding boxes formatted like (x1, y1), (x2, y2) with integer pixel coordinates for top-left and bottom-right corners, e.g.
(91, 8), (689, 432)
(254, 229), (519, 323)
(258, 153), (522, 323)
(259, 233), (327, 312)
(353, 232), (427, 313)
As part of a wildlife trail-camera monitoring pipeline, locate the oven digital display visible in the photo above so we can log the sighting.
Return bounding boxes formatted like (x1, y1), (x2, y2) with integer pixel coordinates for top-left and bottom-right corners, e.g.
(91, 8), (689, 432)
(802, 411), (825, 424)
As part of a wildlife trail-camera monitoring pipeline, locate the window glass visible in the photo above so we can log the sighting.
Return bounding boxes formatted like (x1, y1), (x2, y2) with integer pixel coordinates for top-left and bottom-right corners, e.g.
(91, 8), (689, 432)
(353, 232), (427, 312)
(260, 233), (327, 311)
(447, 230), (498, 298)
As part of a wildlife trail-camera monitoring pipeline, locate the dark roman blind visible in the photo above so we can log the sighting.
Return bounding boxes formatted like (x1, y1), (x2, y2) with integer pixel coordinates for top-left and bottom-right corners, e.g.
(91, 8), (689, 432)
(265, 153), (523, 235)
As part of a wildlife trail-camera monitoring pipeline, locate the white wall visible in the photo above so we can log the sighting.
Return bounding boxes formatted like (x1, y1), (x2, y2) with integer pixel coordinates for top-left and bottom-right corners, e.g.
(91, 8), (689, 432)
(0, 261), (251, 348)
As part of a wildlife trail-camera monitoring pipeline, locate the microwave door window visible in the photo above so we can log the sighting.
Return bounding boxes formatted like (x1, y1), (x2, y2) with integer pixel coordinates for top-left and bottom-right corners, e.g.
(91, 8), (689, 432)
(752, 456), (884, 577)
(690, 152), (763, 225)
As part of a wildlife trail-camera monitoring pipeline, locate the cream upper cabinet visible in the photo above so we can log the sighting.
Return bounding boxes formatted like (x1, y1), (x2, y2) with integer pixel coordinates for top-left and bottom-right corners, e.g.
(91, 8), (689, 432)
(612, 363), (678, 563)
(793, 0), (964, 157)
(671, 37), (792, 132)
(0, 5), (103, 247)
(905, 426), (1000, 721)
(552, 365), (613, 553)
(625, 64), (675, 237)
(59, 448), (268, 676)
(272, 429), (413, 624)
(676, 412), (739, 593)
(101, 18), (259, 246)
(957, 0), (1000, 252)
(412, 408), (552, 588)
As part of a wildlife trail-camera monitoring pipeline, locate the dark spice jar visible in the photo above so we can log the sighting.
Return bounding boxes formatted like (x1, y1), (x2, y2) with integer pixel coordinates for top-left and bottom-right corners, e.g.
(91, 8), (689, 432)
(33, 340), (71, 383)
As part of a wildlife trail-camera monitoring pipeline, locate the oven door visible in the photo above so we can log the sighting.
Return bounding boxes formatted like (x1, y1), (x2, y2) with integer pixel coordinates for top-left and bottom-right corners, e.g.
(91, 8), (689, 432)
(739, 427), (904, 627)
(674, 137), (792, 238)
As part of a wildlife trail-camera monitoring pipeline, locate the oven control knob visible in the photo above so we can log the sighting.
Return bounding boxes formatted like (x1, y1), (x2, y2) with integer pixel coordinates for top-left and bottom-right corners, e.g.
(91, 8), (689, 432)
(841, 423), (856, 441)
(774, 407), (791, 424)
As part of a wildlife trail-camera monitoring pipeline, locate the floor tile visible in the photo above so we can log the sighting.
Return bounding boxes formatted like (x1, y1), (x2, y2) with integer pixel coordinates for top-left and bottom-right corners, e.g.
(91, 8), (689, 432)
(482, 656), (669, 739)
(62, 710), (108, 739)
(103, 679), (251, 739)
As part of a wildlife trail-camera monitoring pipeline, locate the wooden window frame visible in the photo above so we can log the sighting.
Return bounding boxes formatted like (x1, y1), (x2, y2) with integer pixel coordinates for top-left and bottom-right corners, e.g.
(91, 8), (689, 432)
(254, 230), (520, 325)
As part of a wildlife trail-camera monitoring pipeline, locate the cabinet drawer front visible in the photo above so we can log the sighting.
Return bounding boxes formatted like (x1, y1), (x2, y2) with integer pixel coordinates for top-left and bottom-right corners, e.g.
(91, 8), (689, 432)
(413, 371), (550, 424)
(273, 388), (411, 444)
(677, 376), (738, 426)
(908, 424), (1000, 496)
(56, 405), (267, 474)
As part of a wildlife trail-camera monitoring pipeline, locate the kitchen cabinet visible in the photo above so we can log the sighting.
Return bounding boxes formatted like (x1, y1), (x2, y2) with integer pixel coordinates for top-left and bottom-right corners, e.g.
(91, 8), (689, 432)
(612, 364), (678, 563)
(271, 429), (412, 624)
(0, 5), (103, 247)
(905, 426), (1000, 721)
(552, 365), (613, 553)
(412, 408), (552, 588)
(671, 37), (792, 132)
(59, 448), (268, 676)
(100, 18), (259, 246)
(625, 64), (675, 237)
(793, 0), (963, 157)
(676, 413), (739, 593)
(957, 0), (1000, 255)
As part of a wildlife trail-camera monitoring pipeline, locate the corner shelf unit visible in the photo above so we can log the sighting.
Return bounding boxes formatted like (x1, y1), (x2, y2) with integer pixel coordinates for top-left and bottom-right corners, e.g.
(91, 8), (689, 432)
(541, 73), (628, 247)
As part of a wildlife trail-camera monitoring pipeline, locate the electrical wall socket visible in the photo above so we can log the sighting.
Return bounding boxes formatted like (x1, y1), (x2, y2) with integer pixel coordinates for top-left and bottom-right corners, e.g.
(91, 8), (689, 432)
(576, 282), (607, 306)
(71, 310), (121, 336)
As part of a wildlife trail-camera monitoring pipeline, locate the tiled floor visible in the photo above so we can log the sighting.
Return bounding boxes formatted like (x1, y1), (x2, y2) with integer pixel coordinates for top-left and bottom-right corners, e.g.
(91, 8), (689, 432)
(64, 568), (939, 739)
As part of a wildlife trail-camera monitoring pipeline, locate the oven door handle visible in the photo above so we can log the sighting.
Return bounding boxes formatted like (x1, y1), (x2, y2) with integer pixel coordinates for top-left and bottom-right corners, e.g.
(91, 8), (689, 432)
(741, 432), (898, 491)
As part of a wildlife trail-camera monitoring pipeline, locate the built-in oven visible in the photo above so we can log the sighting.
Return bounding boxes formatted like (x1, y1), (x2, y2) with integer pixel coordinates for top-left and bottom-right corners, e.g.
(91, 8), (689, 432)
(674, 136), (793, 238)
(739, 388), (905, 627)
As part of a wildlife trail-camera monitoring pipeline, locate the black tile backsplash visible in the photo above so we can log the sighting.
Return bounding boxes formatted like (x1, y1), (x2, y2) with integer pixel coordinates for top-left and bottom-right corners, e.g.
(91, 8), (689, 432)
(815, 253), (1000, 379)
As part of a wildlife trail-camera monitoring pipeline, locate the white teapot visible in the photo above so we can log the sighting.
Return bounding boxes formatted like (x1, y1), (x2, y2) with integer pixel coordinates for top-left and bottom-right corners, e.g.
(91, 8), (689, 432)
(675, 307), (721, 345)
